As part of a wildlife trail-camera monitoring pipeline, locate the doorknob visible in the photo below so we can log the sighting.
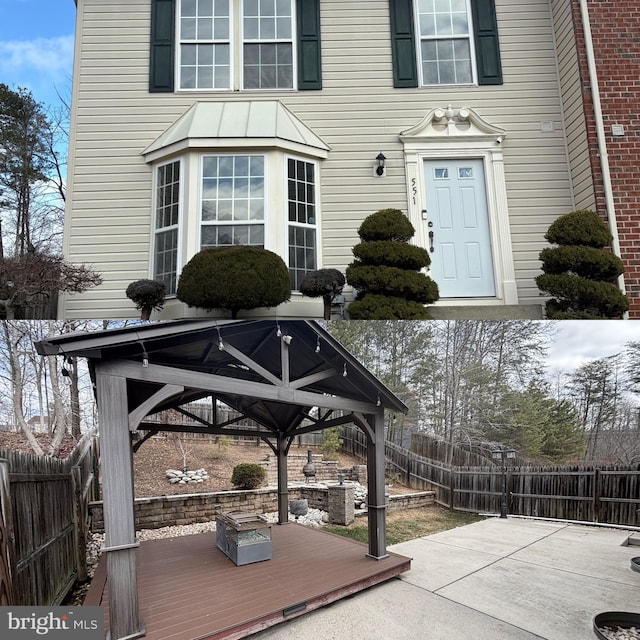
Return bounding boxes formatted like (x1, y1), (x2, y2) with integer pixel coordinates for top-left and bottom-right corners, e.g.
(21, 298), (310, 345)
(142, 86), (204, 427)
(428, 230), (434, 253)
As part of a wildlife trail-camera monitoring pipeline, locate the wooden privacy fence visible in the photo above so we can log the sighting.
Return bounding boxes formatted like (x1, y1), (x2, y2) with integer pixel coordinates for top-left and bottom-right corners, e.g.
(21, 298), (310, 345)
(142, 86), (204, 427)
(341, 426), (640, 527)
(0, 430), (99, 606)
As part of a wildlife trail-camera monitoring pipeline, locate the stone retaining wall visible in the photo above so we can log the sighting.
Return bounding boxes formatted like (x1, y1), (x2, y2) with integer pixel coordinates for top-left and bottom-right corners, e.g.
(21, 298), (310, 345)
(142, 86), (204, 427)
(89, 487), (436, 532)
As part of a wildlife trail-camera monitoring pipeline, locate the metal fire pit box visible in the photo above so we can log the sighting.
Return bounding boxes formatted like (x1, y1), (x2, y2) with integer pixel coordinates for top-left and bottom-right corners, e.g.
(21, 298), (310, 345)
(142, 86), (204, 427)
(216, 512), (272, 566)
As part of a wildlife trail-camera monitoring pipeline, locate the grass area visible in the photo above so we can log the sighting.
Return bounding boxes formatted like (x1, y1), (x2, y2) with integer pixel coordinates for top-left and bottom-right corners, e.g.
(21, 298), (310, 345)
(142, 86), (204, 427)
(323, 505), (483, 545)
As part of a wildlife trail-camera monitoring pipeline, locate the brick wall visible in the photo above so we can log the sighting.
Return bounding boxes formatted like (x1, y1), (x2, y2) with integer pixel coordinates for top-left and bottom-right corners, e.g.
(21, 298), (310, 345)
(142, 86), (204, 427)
(571, 0), (640, 316)
(89, 488), (435, 532)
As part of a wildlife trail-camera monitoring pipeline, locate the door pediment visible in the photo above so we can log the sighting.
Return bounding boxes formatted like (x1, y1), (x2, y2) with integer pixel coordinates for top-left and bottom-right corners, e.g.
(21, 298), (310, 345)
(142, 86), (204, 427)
(400, 105), (506, 146)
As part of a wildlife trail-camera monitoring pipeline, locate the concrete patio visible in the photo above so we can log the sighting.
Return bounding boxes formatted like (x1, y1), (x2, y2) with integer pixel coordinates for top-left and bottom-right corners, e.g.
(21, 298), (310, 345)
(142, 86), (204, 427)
(252, 517), (640, 640)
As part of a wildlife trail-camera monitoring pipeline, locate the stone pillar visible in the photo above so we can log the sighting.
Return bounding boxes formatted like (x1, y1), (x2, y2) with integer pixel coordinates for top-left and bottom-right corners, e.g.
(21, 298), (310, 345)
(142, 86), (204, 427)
(328, 484), (355, 525)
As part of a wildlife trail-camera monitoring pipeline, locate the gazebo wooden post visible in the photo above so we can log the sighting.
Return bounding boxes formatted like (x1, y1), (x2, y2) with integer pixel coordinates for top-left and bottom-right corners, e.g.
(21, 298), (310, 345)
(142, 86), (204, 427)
(96, 366), (144, 640)
(276, 433), (289, 525)
(365, 410), (388, 559)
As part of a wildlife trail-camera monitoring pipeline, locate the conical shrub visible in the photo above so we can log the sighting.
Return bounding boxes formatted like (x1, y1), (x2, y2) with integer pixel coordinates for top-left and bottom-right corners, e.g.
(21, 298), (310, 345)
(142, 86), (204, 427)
(346, 209), (438, 319)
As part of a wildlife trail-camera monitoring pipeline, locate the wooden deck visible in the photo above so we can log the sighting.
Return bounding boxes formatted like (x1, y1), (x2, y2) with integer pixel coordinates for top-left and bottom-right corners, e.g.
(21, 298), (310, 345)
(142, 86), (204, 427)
(85, 523), (411, 640)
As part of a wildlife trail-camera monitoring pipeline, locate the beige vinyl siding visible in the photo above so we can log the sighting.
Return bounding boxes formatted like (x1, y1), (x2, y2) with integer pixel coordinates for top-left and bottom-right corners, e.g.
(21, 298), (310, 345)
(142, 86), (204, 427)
(551, 0), (595, 210)
(62, 0), (577, 318)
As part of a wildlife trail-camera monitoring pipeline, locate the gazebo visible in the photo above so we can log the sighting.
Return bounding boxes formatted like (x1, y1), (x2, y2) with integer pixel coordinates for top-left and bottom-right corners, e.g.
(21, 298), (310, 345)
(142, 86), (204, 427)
(36, 320), (409, 640)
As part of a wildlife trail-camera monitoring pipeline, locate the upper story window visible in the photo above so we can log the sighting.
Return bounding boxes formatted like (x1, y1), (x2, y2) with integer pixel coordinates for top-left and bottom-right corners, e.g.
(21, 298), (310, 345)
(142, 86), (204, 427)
(150, 0), (322, 93)
(416, 0), (473, 85)
(179, 0), (231, 89)
(244, 0), (294, 89)
(389, 0), (502, 88)
(177, 0), (295, 91)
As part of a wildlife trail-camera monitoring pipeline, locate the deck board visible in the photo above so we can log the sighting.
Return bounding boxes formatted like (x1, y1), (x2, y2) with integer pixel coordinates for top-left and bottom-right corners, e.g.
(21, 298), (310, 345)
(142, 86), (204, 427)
(87, 523), (411, 640)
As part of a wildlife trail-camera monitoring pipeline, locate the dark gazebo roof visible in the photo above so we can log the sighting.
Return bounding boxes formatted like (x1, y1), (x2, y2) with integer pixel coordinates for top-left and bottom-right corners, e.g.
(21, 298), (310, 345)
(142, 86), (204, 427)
(36, 320), (407, 438)
(36, 319), (407, 640)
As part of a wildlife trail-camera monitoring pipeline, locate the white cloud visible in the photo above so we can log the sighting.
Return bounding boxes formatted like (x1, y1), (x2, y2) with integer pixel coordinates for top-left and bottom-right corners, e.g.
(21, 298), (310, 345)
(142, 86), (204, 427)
(0, 35), (74, 77)
(547, 320), (640, 374)
(0, 36), (74, 107)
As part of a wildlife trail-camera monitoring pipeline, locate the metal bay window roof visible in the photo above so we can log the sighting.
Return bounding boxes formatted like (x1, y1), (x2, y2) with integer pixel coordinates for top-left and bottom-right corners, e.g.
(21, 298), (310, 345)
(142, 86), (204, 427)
(142, 101), (330, 162)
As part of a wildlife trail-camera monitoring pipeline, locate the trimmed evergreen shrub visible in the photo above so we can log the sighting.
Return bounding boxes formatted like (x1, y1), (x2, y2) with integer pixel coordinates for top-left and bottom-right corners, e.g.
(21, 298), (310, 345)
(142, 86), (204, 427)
(345, 208), (439, 319)
(231, 463), (266, 489)
(352, 241), (431, 270)
(298, 268), (345, 320)
(346, 264), (439, 303)
(545, 209), (612, 248)
(536, 209), (628, 319)
(125, 279), (166, 320)
(539, 246), (624, 281)
(347, 294), (433, 319)
(177, 246), (291, 319)
(536, 274), (628, 319)
(358, 208), (415, 242)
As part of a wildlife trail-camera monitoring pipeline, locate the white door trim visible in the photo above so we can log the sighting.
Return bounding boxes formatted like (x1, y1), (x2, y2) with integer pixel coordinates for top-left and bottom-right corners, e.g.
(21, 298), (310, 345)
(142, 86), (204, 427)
(400, 106), (518, 306)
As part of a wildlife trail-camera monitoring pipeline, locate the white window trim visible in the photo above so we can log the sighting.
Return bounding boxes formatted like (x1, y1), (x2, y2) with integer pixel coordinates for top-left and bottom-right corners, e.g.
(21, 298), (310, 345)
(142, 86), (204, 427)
(177, 0), (234, 92)
(400, 105), (518, 306)
(196, 152), (268, 251)
(414, 0), (478, 87)
(152, 158), (183, 296)
(285, 155), (320, 292)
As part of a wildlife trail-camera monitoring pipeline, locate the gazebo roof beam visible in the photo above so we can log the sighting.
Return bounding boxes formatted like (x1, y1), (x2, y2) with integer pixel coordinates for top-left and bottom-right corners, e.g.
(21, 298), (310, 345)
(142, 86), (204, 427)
(99, 360), (381, 414)
(138, 422), (277, 439)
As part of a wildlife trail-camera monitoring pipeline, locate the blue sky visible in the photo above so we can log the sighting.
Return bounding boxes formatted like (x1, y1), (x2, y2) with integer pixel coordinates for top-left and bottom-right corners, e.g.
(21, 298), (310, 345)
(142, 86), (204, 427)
(0, 0), (76, 108)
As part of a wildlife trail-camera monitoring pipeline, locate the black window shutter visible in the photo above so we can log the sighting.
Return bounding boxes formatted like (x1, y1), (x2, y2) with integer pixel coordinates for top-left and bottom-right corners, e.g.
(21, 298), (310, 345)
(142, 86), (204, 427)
(389, 0), (418, 88)
(150, 0), (175, 93)
(471, 0), (503, 85)
(297, 0), (322, 90)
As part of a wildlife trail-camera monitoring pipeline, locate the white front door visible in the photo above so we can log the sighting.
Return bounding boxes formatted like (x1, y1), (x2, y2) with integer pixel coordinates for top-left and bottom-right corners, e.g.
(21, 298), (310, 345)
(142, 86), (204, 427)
(424, 158), (496, 298)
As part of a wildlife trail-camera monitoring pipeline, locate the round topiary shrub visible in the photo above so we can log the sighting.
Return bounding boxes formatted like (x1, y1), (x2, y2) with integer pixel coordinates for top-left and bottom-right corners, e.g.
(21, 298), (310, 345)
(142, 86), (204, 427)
(125, 279), (166, 320)
(357, 208), (415, 242)
(346, 264), (439, 302)
(177, 246), (291, 319)
(536, 274), (628, 319)
(539, 246), (624, 281)
(345, 208), (439, 318)
(347, 294), (433, 319)
(536, 210), (628, 319)
(299, 268), (345, 320)
(545, 209), (613, 248)
(231, 463), (266, 489)
(352, 241), (431, 271)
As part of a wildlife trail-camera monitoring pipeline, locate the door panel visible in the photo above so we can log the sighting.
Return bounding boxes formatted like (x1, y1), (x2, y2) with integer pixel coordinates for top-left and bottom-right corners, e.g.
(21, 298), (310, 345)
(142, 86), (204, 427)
(424, 159), (495, 297)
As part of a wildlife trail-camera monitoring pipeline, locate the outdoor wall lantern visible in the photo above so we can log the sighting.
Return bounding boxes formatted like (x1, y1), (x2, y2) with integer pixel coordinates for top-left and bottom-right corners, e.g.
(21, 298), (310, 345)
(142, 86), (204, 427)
(491, 446), (516, 518)
(375, 152), (386, 177)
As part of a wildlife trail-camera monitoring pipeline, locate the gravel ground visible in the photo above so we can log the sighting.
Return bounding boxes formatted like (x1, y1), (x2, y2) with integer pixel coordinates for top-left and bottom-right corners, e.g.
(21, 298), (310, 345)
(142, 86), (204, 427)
(597, 626), (640, 640)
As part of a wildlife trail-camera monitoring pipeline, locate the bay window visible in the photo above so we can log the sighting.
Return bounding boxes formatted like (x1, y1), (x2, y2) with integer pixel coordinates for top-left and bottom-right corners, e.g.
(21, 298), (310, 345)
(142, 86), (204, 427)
(200, 155), (266, 248)
(153, 160), (181, 294)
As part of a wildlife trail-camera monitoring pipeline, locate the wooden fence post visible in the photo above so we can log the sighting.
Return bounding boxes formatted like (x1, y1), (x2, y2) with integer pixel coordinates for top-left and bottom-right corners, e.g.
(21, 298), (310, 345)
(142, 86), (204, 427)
(71, 465), (88, 582)
(449, 468), (455, 511)
(593, 468), (601, 523)
(0, 458), (16, 605)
